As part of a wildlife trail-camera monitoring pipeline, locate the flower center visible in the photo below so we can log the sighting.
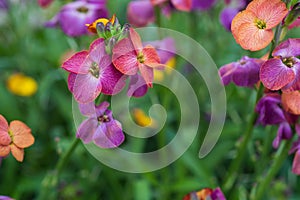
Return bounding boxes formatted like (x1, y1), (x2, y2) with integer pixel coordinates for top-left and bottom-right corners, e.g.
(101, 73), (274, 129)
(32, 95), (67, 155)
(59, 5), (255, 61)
(255, 19), (267, 29)
(89, 62), (100, 78)
(98, 114), (110, 123)
(282, 57), (295, 68)
(137, 52), (145, 63)
(8, 130), (13, 144)
(77, 6), (89, 13)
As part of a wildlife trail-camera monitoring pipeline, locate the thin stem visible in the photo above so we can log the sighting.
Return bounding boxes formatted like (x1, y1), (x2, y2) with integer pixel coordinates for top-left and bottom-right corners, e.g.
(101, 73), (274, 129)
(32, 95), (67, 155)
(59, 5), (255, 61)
(253, 139), (293, 200)
(55, 138), (81, 176)
(222, 83), (264, 192)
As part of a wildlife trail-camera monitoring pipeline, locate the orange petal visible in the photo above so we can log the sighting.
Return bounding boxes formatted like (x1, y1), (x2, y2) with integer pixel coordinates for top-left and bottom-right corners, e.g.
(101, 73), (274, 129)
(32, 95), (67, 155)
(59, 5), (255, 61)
(9, 120), (34, 148)
(247, 0), (288, 29)
(231, 10), (256, 45)
(0, 114), (9, 132)
(129, 28), (143, 51)
(236, 22), (273, 51)
(10, 144), (24, 162)
(282, 91), (300, 115)
(0, 145), (10, 157)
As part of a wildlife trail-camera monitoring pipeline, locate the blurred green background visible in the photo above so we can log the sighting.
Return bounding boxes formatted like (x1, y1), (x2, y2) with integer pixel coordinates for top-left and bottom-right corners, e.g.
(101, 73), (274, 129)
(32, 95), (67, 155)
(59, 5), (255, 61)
(0, 0), (300, 199)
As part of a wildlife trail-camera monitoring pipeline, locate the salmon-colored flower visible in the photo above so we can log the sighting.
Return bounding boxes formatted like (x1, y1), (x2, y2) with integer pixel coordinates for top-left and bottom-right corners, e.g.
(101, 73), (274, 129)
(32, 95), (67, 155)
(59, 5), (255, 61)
(282, 91), (300, 115)
(231, 0), (288, 51)
(0, 115), (34, 162)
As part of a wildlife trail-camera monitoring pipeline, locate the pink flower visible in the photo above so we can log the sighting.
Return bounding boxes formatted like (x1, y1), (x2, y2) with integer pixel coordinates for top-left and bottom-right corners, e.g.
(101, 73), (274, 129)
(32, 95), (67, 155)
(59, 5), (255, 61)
(62, 38), (126, 103)
(112, 28), (161, 87)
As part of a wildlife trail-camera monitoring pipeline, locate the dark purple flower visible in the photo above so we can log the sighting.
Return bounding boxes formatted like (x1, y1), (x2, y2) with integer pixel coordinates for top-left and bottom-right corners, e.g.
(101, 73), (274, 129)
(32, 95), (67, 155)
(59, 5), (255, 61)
(210, 187), (227, 200)
(62, 38), (126, 103)
(45, 0), (108, 36)
(127, 0), (155, 27)
(289, 127), (300, 175)
(219, 56), (263, 87)
(192, 0), (216, 10)
(77, 101), (125, 148)
(272, 122), (292, 149)
(260, 38), (300, 91)
(127, 74), (148, 97)
(220, 7), (239, 31)
(255, 93), (286, 125)
(0, 0), (8, 10)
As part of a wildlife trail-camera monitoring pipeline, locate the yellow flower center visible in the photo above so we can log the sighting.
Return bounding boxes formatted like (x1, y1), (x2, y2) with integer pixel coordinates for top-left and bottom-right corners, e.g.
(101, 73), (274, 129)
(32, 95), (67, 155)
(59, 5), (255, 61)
(89, 62), (100, 78)
(255, 19), (267, 29)
(76, 6), (89, 13)
(282, 57), (295, 68)
(137, 52), (145, 63)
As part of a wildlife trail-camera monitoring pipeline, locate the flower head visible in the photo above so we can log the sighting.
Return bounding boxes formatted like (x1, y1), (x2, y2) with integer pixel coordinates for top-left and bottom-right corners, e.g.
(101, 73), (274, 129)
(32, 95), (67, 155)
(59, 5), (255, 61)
(127, 0), (155, 27)
(183, 187), (226, 200)
(219, 56), (263, 87)
(282, 91), (300, 115)
(76, 101), (124, 148)
(62, 38), (126, 103)
(37, 0), (53, 8)
(112, 28), (161, 87)
(6, 73), (38, 97)
(86, 14), (116, 34)
(260, 38), (300, 91)
(45, 0), (108, 37)
(0, 115), (34, 162)
(231, 0), (288, 51)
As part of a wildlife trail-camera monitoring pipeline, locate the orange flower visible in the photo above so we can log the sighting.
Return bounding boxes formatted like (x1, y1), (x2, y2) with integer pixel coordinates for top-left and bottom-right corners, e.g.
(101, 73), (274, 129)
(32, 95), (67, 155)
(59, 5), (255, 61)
(0, 115), (34, 162)
(231, 0), (288, 51)
(282, 91), (300, 115)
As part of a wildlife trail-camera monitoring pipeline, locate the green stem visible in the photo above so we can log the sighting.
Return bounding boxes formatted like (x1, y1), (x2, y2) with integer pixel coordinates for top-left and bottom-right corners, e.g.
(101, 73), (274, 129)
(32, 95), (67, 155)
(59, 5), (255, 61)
(55, 138), (81, 176)
(222, 84), (264, 192)
(253, 140), (293, 200)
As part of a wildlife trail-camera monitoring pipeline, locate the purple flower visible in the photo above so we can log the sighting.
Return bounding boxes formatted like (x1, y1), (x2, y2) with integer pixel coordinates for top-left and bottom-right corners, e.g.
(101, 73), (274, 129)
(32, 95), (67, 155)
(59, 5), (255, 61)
(127, 0), (155, 27)
(183, 187), (226, 200)
(272, 122), (292, 149)
(45, 0), (108, 36)
(77, 101), (125, 148)
(220, 7), (239, 31)
(0, 0), (8, 10)
(255, 93), (286, 125)
(62, 38), (126, 103)
(0, 196), (14, 200)
(192, 0), (216, 10)
(210, 187), (227, 200)
(219, 56), (263, 87)
(260, 38), (300, 91)
(127, 74), (148, 97)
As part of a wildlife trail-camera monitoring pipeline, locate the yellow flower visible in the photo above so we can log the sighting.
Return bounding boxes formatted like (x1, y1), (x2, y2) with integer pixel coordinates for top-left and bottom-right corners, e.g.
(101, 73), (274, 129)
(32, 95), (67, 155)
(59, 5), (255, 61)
(7, 73), (38, 97)
(154, 57), (176, 81)
(132, 108), (156, 127)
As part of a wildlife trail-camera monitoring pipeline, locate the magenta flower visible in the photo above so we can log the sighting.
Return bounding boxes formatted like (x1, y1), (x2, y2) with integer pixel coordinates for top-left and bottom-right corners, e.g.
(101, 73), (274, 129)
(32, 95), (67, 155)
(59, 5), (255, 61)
(76, 101), (124, 148)
(151, 0), (192, 12)
(62, 38), (126, 103)
(219, 56), (263, 87)
(37, 0), (53, 8)
(289, 126), (300, 175)
(127, 0), (155, 27)
(260, 38), (300, 91)
(192, 0), (216, 10)
(127, 74), (148, 97)
(112, 28), (161, 87)
(183, 187), (226, 200)
(45, 0), (108, 36)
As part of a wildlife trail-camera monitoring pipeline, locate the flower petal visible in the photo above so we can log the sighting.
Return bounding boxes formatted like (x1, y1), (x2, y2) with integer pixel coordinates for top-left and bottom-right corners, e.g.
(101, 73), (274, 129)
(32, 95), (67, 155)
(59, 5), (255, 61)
(282, 63), (300, 91)
(171, 0), (192, 11)
(139, 64), (154, 87)
(79, 102), (96, 116)
(246, 0), (288, 29)
(10, 143), (24, 162)
(129, 28), (143, 51)
(143, 45), (161, 66)
(292, 150), (300, 175)
(273, 38), (300, 58)
(127, 0), (155, 27)
(0, 114), (9, 132)
(89, 38), (106, 64)
(260, 58), (295, 90)
(72, 73), (102, 104)
(218, 62), (236, 85)
(100, 57), (127, 95)
(0, 145), (10, 157)
(127, 74), (148, 97)
(113, 38), (139, 75)
(62, 51), (89, 74)
(282, 91), (300, 115)
(9, 120), (34, 148)
(76, 118), (98, 143)
(93, 121), (124, 148)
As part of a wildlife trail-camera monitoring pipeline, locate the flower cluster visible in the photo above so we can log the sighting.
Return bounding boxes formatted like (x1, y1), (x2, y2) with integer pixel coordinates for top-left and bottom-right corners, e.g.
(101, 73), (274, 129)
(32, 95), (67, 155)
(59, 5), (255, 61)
(61, 15), (167, 148)
(219, 0), (300, 175)
(0, 115), (34, 162)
